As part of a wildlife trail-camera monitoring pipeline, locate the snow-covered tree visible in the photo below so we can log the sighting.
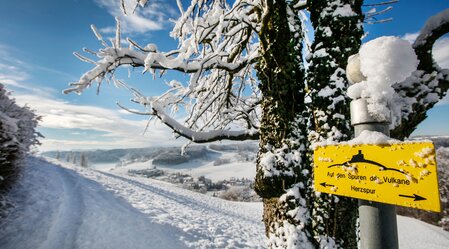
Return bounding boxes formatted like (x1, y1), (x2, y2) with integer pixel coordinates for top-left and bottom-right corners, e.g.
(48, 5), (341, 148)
(253, 1), (313, 246)
(66, 151), (72, 163)
(0, 83), (40, 190)
(306, 1), (363, 247)
(72, 153), (77, 165)
(80, 152), (89, 168)
(67, 0), (449, 247)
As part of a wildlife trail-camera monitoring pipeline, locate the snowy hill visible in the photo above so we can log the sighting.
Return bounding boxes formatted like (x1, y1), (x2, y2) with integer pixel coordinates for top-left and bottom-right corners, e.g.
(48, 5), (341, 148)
(42, 142), (259, 166)
(1, 157), (449, 249)
(414, 135), (449, 149)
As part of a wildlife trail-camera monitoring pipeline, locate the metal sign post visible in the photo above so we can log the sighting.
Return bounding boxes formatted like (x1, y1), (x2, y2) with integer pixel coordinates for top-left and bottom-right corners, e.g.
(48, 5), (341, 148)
(350, 98), (398, 249)
(311, 53), (440, 248)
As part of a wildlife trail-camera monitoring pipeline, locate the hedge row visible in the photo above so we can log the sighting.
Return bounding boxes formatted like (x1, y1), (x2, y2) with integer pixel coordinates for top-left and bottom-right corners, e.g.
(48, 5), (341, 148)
(0, 83), (40, 190)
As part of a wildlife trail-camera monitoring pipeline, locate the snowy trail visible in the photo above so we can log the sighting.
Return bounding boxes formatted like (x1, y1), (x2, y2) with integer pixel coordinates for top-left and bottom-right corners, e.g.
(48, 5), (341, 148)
(0, 157), (190, 249)
(77, 167), (265, 248)
(39, 165), (85, 249)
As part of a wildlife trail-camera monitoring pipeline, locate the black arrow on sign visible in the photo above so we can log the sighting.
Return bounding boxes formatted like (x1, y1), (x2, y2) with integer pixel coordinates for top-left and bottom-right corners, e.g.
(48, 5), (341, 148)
(320, 182), (335, 188)
(398, 194), (426, 201)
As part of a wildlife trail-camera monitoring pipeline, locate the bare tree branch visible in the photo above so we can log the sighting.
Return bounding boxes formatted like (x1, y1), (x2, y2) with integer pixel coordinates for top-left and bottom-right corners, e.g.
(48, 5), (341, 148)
(363, 0), (398, 7)
(365, 18), (393, 24)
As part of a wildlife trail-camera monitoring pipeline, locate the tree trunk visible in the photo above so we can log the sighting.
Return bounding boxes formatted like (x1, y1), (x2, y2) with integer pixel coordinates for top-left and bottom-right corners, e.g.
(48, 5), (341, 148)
(254, 1), (315, 248)
(307, 0), (364, 248)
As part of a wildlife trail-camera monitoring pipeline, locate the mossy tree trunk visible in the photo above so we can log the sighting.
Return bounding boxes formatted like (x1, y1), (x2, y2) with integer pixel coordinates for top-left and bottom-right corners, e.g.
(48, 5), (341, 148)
(254, 0), (315, 247)
(307, 0), (364, 248)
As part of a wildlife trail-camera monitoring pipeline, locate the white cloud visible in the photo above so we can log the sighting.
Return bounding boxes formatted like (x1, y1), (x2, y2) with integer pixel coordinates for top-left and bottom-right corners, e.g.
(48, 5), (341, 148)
(433, 36), (449, 69)
(0, 46), (29, 89)
(0, 75), (26, 89)
(402, 32), (419, 44)
(38, 133), (182, 152)
(12, 93), (185, 151)
(0, 43), (73, 98)
(401, 32), (449, 69)
(94, 0), (177, 34)
(0, 42), (184, 151)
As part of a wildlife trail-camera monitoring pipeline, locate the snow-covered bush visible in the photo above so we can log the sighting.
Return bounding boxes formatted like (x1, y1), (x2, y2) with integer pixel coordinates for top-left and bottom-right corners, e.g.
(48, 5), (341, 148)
(0, 83), (40, 190)
(213, 158), (231, 166)
(219, 186), (260, 202)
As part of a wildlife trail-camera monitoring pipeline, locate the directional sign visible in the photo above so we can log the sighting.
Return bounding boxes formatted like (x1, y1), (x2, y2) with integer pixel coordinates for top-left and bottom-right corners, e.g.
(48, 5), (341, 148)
(313, 141), (441, 212)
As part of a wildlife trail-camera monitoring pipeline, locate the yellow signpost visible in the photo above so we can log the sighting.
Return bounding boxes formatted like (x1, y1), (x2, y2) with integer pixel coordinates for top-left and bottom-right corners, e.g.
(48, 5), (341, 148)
(314, 141), (441, 212)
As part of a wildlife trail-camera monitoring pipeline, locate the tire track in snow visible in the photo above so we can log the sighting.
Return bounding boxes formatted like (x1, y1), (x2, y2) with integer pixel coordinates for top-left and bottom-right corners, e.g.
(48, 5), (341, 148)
(97, 171), (259, 223)
(72, 167), (266, 248)
(95, 171), (265, 248)
(39, 165), (86, 249)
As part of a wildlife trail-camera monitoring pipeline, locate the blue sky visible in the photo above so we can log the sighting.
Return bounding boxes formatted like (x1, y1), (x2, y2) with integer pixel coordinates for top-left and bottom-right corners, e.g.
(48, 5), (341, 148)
(0, 0), (448, 151)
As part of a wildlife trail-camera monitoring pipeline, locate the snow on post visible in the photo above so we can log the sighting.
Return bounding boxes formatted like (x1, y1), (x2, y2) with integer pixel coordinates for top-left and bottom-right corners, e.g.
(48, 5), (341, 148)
(347, 36), (418, 127)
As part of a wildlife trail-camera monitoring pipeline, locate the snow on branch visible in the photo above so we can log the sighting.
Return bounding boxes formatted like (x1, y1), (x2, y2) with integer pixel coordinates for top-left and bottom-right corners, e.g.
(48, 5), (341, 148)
(116, 86), (259, 143)
(414, 8), (449, 72)
(65, 0), (262, 143)
(363, 0), (397, 25)
(151, 104), (259, 143)
(64, 45), (256, 95)
(64, 47), (146, 94)
(363, 0), (398, 7)
(65, 4), (260, 95)
(116, 100), (259, 143)
(409, 8), (449, 94)
(391, 8), (449, 139)
(365, 6), (393, 19)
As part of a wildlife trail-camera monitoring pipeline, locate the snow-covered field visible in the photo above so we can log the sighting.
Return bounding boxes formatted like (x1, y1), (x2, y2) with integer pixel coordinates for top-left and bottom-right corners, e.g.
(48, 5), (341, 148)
(108, 150), (256, 182)
(1, 156), (448, 249)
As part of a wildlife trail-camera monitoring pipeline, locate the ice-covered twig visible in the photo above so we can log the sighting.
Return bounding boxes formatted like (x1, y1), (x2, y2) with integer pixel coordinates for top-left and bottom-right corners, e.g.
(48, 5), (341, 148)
(64, 44), (257, 95)
(117, 101), (259, 143)
(66, 0), (262, 144)
(362, 0), (398, 7)
(151, 103), (259, 143)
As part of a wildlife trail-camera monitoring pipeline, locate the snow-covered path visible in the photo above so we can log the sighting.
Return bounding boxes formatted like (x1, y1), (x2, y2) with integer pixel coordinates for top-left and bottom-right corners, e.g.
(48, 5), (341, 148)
(0, 157), (265, 249)
(77, 171), (265, 248)
(0, 158), (190, 249)
(93, 171), (264, 247)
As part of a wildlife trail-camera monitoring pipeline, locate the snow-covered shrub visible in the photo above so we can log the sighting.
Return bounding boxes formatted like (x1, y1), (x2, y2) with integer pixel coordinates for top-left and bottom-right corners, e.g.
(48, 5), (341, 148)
(0, 83), (40, 190)
(213, 158), (231, 166)
(219, 186), (260, 202)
